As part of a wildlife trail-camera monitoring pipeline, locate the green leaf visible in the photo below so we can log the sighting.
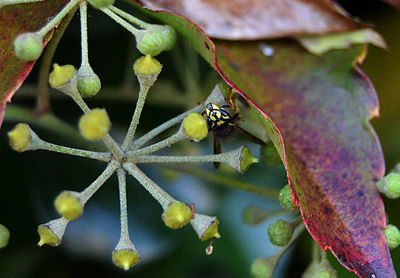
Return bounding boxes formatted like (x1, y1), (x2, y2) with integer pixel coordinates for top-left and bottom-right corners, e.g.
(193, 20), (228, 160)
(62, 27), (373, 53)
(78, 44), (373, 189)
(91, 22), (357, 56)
(0, 0), (68, 127)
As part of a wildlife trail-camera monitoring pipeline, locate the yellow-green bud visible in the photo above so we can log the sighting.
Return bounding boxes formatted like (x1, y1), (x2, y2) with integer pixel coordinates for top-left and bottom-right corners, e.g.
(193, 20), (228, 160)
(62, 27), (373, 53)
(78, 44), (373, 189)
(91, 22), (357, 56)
(136, 25), (176, 56)
(314, 270), (337, 278)
(37, 218), (69, 247)
(13, 32), (43, 61)
(191, 214), (221, 241)
(0, 224), (10, 248)
(250, 257), (278, 278)
(385, 224), (400, 249)
(112, 249), (140, 270)
(377, 172), (400, 199)
(49, 64), (77, 88)
(240, 146), (259, 173)
(79, 108), (111, 141)
(162, 202), (192, 229)
(8, 123), (31, 152)
(133, 55), (162, 76)
(260, 141), (281, 166)
(183, 113), (208, 142)
(77, 64), (101, 98)
(54, 191), (84, 220)
(88, 0), (115, 9)
(268, 220), (293, 247)
(279, 184), (294, 210)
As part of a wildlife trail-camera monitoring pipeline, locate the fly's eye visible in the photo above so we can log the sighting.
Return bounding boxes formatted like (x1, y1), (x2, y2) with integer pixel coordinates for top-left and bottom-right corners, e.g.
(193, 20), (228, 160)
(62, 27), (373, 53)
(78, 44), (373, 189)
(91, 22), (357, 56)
(206, 103), (213, 111)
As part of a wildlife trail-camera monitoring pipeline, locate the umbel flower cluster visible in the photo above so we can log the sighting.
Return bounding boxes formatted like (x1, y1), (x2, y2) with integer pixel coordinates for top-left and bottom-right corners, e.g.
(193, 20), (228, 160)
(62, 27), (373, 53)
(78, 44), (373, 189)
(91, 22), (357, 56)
(5, 0), (260, 270)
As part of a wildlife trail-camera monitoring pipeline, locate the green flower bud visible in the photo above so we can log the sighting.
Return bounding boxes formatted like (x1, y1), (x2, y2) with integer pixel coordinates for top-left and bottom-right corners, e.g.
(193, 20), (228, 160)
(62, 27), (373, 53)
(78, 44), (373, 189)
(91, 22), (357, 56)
(384, 224), (400, 249)
(49, 63), (77, 90)
(37, 217), (69, 247)
(79, 108), (111, 141)
(183, 113), (208, 142)
(250, 256), (278, 278)
(260, 141), (281, 166)
(279, 184), (294, 210)
(88, 0), (115, 9)
(191, 214), (221, 241)
(13, 32), (43, 61)
(162, 202), (192, 229)
(136, 25), (176, 56)
(77, 64), (101, 98)
(314, 270), (337, 278)
(112, 237), (140, 271)
(54, 191), (84, 220)
(268, 220), (293, 247)
(8, 123), (31, 152)
(240, 146), (259, 173)
(377, 172), (400, 199)
(0, 224), (10, 249)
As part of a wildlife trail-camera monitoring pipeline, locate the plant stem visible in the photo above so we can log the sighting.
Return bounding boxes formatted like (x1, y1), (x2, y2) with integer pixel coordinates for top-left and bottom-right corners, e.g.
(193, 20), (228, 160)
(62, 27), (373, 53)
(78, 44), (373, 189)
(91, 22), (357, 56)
(117, 168), (130, 240)
(312, 240), (321, 263)
(128, 132), (187, 159)
(121, 83), (150, 151)
(71, 94), (124, 161)
(132, 105), (201, 150)
(37, 0), (80, 38)
(108, 5), (150, 29)
(123, 163), (175, 209)
(134, 153), (232, 164)
(80, 160), (119, 204)
(36, 4), (78, 114)
(79, 1), (89, 66)
(37, 140), (111, 161)
(101, 7), (140, 36)
(162, 166), (280, 199)
(276, 223), (305, 259)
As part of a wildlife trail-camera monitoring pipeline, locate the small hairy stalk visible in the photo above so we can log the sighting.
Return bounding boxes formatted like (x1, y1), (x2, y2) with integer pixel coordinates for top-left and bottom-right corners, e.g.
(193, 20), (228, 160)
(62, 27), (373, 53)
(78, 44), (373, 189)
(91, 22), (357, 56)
(134, 153), (234, 164)
(36, 139), (111, 161)
(108, 5), (150, 29)
(79, 1), (89, 66)
(117, 169), (130, 241)
(101, 7), (140, 36)
(36, 0), (80, 38)
(80, 160), (120, 204)
(123, 163), (175, 209)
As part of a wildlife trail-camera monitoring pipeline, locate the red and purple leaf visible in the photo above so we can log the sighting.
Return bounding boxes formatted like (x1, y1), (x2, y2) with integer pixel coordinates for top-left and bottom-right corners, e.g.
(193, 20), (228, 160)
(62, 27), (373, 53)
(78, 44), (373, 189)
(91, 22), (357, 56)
(0, 0), (68, 128)
(130, 2), (396, 277)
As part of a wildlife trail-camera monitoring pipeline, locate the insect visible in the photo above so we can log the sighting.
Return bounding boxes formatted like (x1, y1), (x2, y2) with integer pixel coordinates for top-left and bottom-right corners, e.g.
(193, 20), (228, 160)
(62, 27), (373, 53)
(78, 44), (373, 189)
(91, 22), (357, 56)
(202, 103), (239, 168)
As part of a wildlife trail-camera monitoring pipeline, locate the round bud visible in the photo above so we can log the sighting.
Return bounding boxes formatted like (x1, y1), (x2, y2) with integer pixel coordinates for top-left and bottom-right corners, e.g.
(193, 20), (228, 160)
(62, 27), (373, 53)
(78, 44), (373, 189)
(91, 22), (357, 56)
(49, 64), (77, 88)
(201, 219), (221, 241)
(240, 146), (259, 173)
(268, 220), (293, 247)
(88, 0), (115, 9)
(183, 113), (208, 142)
(8, 123), (31, 152)
(279, 184), (294, 210)
(54, 191), (84, 220)
(0, 224), (10, 248)
(384, 224), (400, 249)
(162, 202), (192, 229)
(260, 141), (281, 166)
(77, 65), (101, 98)
(13, 32), (43, 61)
(377, 172), (400, 199)
(314, 270), (337, 278)
(136, 25), (177, 56)
(79, 108), (111, 141)
(133, 55), (162, 76)
(112, 249), (140, 270)
(250, 257), (277, 278)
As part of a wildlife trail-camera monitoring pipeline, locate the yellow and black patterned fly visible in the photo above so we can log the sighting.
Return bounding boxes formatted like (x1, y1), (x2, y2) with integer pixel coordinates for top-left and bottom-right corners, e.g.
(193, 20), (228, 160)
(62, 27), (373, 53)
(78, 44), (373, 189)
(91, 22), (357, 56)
(202, 103), (238, 168)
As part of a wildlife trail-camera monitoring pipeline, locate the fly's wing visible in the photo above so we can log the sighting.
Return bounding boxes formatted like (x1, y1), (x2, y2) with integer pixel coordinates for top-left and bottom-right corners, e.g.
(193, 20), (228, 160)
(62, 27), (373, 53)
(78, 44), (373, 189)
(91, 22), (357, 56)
(213, 134), (221, 169)
(234, 125), (265, 146)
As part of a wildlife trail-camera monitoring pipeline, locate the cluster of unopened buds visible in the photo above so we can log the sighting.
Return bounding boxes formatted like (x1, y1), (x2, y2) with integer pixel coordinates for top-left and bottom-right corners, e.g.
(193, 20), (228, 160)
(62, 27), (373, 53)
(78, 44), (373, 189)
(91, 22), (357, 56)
(4, 0), (261, 270)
